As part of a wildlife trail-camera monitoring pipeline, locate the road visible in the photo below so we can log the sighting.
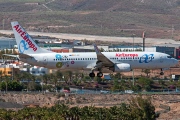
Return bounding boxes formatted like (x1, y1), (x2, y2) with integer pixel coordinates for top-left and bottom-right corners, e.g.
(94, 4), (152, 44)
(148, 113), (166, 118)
(0, 30), (180, 46)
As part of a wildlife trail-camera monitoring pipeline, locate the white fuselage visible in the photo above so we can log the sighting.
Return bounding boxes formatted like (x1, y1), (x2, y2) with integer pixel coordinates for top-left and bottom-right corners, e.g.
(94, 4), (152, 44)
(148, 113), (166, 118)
(20, 52), (178, 71)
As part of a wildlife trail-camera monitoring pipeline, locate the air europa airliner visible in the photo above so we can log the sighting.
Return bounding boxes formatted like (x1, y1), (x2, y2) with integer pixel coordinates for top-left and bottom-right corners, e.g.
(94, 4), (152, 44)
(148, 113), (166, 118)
(7, 21), (178, 78)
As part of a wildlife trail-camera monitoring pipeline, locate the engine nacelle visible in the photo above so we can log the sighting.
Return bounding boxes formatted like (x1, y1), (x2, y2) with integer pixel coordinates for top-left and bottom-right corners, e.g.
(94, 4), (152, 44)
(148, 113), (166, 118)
(113, 63), (131, 72)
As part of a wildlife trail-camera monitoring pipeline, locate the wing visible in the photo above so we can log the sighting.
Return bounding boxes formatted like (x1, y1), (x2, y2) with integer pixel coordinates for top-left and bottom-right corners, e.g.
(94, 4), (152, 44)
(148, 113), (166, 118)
(93, 44), (114, 71)
(3, 53), (34, 60)
(3, 54), (19, 58)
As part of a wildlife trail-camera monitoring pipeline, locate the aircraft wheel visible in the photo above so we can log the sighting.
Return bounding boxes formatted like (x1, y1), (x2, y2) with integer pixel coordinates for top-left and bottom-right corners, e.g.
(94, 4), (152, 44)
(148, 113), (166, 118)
(97, 72), (103, 77)
(89, 72), (95, 78)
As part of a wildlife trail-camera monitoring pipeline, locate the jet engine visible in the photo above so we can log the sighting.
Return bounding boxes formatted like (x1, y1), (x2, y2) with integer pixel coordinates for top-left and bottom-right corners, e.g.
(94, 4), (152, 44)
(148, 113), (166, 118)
(110, 63), (131, 72)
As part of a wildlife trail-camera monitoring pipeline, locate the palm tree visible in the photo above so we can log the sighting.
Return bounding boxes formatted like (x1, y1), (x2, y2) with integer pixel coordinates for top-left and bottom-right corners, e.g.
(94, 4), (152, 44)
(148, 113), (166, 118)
(28, 74), (36, 91)
(114, 72), (121, 80)
(56, 70), (63, 87)
(116, 103), (133, 120)
(143, 69), (151, 77)
(109, 106), (119, 119)
(42, 74), (50, 85)
(67, 71), (73, 83)
(69, 106), (81, 120)
(0, 70), (3, 82)
(81, 106), (96, 119)
(20, 72), (32, 91)
(0, 109), (13, 120)
(129, 95), (156, 120)
(63, 71), (73, 84)
(13, 72), (21, 81)
(50, 73), (58, 87)
(56, 70), (63, 81)
(4, 75), (10, 92)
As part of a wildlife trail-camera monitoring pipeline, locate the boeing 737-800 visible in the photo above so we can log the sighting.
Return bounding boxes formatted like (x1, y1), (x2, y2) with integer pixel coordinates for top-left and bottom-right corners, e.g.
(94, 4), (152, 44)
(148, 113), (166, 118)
(7, 21), (178, 78)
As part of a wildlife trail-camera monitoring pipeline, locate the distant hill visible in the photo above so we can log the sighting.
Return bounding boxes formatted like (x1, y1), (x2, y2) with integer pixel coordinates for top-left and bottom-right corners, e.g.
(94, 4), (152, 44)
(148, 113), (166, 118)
(0, 0), (180, 40)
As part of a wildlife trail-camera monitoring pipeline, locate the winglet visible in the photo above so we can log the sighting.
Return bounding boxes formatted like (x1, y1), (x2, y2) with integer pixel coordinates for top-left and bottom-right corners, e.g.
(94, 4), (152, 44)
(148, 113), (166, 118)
(93, 44), (101, 54)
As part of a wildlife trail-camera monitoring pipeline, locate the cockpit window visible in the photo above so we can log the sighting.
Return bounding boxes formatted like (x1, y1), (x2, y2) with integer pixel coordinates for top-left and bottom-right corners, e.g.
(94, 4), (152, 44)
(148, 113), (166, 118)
(167, 56), (172, 58)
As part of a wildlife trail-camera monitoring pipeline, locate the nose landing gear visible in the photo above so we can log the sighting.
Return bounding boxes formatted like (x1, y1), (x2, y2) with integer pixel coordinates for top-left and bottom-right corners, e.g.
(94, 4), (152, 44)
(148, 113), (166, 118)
(97, 72), (103, 77)
(160, 68), (164, 75)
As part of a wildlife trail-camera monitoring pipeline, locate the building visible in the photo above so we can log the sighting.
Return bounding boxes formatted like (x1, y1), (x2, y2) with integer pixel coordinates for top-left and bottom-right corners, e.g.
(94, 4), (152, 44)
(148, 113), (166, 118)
(0, 64), (20, 77)
(29, 66), (48, 76)
(0, 38), (16, 49)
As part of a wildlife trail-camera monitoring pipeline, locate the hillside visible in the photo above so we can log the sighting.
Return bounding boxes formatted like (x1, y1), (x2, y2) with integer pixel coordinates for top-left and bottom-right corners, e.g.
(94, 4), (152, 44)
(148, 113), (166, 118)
(0, 0), (180, 39)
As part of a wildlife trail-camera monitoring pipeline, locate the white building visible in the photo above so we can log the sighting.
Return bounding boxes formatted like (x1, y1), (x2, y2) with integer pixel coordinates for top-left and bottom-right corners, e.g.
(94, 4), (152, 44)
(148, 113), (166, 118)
(29, 66), (48, 76)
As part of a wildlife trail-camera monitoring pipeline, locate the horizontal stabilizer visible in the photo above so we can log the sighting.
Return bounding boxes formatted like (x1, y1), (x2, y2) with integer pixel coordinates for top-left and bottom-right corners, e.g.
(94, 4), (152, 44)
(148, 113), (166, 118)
(3, 54), (19, 58)
(19, 53), (33, 58)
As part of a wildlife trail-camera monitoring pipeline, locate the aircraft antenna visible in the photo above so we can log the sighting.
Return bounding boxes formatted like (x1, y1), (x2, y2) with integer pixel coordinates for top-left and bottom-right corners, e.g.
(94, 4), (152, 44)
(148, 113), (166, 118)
(171, 24), (174, 39)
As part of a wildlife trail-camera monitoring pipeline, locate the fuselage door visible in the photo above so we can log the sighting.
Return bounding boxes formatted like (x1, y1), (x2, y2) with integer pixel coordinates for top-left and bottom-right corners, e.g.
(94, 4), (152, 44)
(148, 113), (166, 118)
(159, 55), (164, 63)
(43, 56), (48, 65)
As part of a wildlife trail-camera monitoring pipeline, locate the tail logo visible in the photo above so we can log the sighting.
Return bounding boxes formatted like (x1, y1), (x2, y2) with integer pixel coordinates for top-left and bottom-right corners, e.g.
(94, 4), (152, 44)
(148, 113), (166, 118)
(14, 25), (37, 52)
(19, 40), (29, 53)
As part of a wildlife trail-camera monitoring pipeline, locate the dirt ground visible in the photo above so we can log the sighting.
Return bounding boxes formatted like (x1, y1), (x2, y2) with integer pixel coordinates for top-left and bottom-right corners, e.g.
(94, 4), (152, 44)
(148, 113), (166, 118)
(0, 93), (180, 120)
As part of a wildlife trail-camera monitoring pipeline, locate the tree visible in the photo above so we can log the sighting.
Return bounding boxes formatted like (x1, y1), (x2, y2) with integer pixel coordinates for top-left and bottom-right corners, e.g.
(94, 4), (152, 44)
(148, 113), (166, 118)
(114, 72), (121, 80)
(42, 74), (50, 85)
(95, 76), (102, 84)
(0, 70), (3, 82)
(50, 73), (57, 87)
(56, 70), (63, 82)
(13, 72), (21, 81)
(158, 79), (167, 91)
(112, 78), (119, 91)
(143, 69), (151, 77)
(138, 77), (153, 91)
(7, 81), (23, 91)
(129, 95), (156, 120)
(63, 71), (73, 84)
(69, 106), (81, 120)
(4, 75), (9, 92)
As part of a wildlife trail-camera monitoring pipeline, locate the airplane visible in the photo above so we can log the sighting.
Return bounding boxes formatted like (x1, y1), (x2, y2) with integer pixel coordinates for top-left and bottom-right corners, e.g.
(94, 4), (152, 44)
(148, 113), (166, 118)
(6, 21), (178, 78)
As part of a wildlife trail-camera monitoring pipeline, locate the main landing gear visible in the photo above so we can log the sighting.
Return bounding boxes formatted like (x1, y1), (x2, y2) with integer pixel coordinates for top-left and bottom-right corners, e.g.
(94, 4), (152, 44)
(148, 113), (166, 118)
(89, 72), (95, 78)
(89, 71), (103, 78)
(160, 68), (164, 75)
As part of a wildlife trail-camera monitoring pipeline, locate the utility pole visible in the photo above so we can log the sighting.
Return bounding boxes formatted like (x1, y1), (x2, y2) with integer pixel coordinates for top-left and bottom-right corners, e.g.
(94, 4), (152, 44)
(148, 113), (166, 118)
(12, 67), (13, 81)
(142, 31), (146, 51)
(2, 19), (4, 30)
(42, 77), (44, 93)
(132, 34), (135, 86)
(171, 25), (174, 39)
(132, 34), (135, 51)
